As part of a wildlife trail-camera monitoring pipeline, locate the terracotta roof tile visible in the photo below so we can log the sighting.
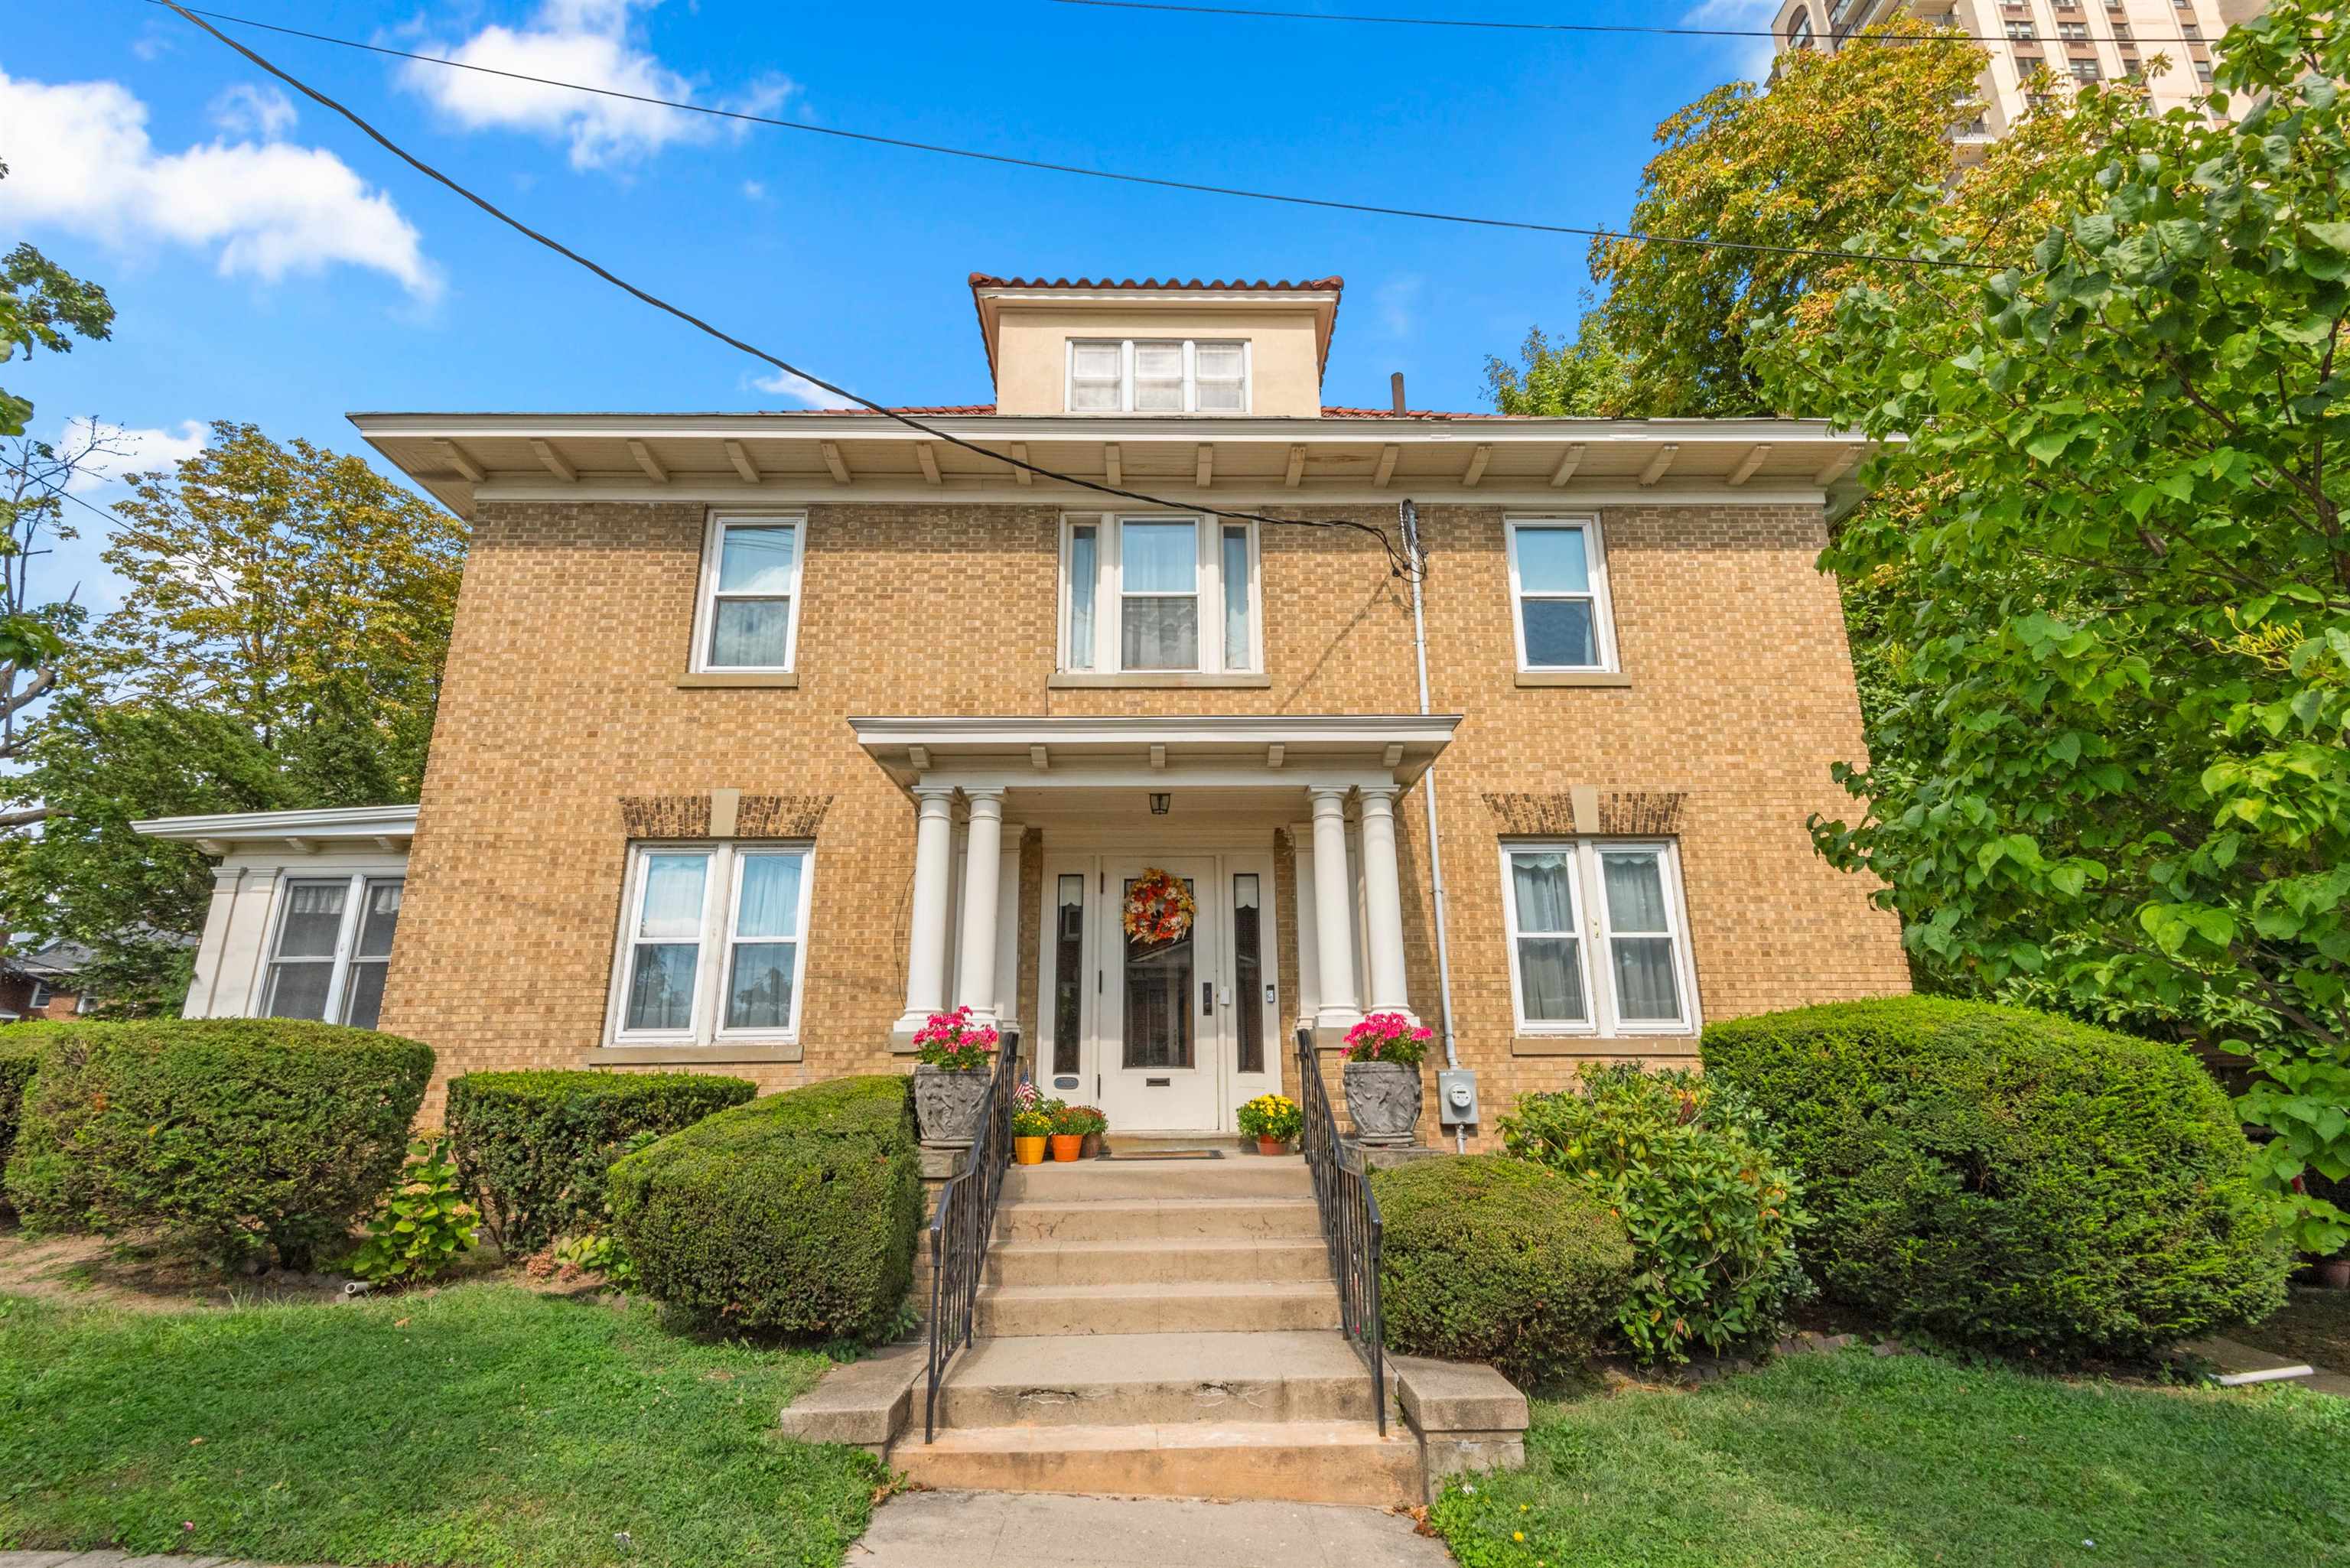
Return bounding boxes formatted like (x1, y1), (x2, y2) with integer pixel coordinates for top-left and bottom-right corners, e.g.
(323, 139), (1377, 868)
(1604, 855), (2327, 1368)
(1320, 405), (1515, 420)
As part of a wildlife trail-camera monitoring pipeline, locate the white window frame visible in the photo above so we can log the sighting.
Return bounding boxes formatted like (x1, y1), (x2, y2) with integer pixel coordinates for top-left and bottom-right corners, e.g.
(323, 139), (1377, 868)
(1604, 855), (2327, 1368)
(606, 841), (816, 1047)
(257, 872), (406, 1026)
(27, 981), (51, 1010)
(1064, 338), (1253, 415)
(1058, 512), (1261, 675)
(1505, 516), (1619, 673)
(690, 511), (806, 674)
(1499, 840), (1699, 1037)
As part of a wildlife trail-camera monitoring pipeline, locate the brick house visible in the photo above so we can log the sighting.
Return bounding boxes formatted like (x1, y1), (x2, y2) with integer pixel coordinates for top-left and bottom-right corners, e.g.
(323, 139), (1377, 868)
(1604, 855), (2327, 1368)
(138, 273), (1909, 1146)
(0, 939), (96, 1023)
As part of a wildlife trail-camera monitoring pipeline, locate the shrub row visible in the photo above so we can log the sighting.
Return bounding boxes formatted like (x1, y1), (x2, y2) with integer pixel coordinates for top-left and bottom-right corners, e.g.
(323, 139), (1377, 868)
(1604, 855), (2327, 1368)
(0, 1024), (56, 1203)
(445, 1070), (757, 1254)
(610, 1075), (921, 1343)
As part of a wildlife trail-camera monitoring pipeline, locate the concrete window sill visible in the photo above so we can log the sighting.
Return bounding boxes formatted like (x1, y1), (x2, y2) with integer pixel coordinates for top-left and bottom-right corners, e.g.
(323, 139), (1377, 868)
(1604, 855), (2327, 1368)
(1514, 671), (1632, 688)
(585, 1042), (804, 1065)
(676, 672), (799, 689)
(1511, 1033), (1698, 1058)
(1048, 672), (1274, 690)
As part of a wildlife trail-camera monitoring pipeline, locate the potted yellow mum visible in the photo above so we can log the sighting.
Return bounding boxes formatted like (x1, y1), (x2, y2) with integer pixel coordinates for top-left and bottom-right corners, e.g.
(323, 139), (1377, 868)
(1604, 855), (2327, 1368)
(1237, 1092), (1301, 1156)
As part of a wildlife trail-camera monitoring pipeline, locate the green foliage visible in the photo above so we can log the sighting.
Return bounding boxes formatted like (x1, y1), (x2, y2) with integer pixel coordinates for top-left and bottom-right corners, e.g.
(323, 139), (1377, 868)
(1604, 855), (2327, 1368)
(608, 1075), (921, 1343)
(1502, 1063), (1811, 1364)
(347, 1138), (479, 1286)
(0, 1025), (53, 1206)
(444, 1070), (755, 1255)
(1050, 1103), (1101, 1136)
(1484, 314), (1634, 416)
(1235, 1092), (1300, 1143)
(0, 169), (116, 438)
(2, 1019), (432, 1270)
(0, 1283), (880, 1568)
(1749, 2), (2350, 1251)
(550, 1227), (636, 1285)
(1372, 1154), (1635, 1389)
(1011, 1107), (1053, 1137)
(1703, 998), (2291, 1358)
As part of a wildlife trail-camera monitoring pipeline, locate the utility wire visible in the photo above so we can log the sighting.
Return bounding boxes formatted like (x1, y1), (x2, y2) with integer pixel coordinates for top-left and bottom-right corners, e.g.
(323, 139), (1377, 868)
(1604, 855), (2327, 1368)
(1056, 0), (2225, 48)
(151, 0), (1436, 580)
(135, 0), (2001, 274)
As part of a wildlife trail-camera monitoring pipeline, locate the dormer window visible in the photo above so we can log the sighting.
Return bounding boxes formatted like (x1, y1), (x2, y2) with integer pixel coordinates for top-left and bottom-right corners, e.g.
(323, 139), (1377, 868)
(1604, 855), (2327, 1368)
(1067, 339), (1250, 415)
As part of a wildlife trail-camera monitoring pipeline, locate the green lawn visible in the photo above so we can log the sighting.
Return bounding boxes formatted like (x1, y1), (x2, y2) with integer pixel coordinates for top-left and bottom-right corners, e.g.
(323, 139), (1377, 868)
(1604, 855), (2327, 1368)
(1432, 1349), (2350, 1568)
(0, 1282), (881, 1568)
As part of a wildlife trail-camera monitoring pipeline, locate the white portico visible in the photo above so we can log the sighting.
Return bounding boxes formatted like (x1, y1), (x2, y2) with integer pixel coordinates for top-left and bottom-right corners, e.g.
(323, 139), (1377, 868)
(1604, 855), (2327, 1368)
(855, 714), (1457, 1133)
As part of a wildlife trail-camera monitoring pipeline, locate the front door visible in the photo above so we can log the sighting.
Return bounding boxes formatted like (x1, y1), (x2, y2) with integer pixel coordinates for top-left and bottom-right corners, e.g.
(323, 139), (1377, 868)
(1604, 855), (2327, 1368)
(1103, 857), (1220, 1130)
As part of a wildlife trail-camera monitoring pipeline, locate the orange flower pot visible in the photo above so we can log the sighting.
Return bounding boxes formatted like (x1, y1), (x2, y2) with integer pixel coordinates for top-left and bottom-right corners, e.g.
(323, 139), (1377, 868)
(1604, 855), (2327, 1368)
(1050, 1134), (1085, 1162)
(1257, 1136), (1287, 1156)
(1014, 1135), (1047, 1166)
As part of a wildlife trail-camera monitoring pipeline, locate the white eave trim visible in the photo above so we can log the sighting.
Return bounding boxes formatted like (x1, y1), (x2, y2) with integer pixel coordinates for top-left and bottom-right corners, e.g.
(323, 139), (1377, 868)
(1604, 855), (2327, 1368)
(851, 713), (1460, 787)
(132, 803), (418, 851)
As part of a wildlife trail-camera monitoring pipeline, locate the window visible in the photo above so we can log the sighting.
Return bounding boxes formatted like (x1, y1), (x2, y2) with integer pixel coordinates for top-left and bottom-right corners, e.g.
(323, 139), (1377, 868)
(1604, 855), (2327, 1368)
(1065, 339), (1251, 414)
(262, 874), (405, 1030)
(2006, 18), (2036, 38)
(1506, 518), (1617, 672)
(1785, 6), (1815, 47)
(1501, 842), (1696, 1035)
(2070, 57), (2101, 81)
(692, 513), (803, 672)
(2058, 20), (2088, 39)
(1060, 514), (1259, 675)
(610, 843), (812, 1045)
(27, 982), (51, 1010)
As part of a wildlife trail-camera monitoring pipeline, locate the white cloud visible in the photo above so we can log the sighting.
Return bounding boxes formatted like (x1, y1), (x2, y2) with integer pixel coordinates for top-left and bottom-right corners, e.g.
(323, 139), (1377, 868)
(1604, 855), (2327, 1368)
(0, 70), (438, 299)
(209, 83), (296, 140)
(1375, 274), (1423, 338)
(398, 0), (799, 170)
(741, 179), (767, 200)
(752, 369), (858, 409)
(1684, 0), (1781, 84)
(59, 418), (210, 494)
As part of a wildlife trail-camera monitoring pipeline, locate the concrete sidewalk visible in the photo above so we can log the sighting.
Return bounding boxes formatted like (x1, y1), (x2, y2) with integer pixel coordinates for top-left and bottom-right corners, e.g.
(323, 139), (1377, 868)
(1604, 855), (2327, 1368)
(0, 1492), (1458, 1568)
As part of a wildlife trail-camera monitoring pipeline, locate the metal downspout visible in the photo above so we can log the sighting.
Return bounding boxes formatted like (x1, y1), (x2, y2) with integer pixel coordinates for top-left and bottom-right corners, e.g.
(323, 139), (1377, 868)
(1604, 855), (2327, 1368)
(1398, 500), (1466, 1153)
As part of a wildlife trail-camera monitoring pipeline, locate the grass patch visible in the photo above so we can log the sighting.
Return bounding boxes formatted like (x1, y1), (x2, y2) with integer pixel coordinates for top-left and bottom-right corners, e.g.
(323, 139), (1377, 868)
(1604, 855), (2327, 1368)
(0, 1282), (881, 1568)
(1431, 1349), (2350, 1568)
(2234, 1288), (2350, 1372)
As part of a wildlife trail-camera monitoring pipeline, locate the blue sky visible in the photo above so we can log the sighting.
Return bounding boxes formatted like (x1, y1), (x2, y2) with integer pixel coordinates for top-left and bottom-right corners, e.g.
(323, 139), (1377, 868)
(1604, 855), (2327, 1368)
(3, 0), (1777, 611)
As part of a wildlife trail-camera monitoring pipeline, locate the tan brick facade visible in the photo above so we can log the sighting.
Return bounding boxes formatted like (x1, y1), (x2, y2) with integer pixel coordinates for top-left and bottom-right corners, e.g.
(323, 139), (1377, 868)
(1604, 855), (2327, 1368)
(378, 496), (1907, 1138)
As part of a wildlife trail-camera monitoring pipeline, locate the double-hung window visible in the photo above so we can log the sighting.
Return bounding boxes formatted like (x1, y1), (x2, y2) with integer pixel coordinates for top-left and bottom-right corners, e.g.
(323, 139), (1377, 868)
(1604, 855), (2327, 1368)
(262, 874), (405, 1030)
(1507, 517), (1617, 672)
(611, 842), (812, 1045)
(1501, 841), (1696, 1035)
(1066, 340), (1250, 414)
(692, 512), (803, 672)
(1061, 514), (1258, 675)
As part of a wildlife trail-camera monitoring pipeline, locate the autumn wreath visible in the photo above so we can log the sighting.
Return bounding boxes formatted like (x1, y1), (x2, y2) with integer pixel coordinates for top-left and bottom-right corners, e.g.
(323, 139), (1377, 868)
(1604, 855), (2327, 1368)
(1122, 867), (1196, 945)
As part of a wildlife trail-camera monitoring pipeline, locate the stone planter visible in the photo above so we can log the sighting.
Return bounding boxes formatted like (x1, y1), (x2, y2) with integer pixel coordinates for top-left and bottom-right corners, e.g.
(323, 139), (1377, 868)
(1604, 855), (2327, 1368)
(912, 1063), (991, 1147)
(1343, 1060), (1423, 1147)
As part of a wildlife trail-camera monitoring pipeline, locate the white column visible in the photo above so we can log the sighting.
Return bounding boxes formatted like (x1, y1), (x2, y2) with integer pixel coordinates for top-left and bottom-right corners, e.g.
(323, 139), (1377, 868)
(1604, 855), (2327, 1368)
(954, 788), (1007, 1026)
(1307, 785), (1364, 1039)
(1357, 785), (1417, 1023)
(892, 783), (960, 1044)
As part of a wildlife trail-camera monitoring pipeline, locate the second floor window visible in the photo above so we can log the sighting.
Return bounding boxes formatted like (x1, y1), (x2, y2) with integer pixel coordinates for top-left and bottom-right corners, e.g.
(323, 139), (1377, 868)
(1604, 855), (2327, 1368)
(1506, 517), (1619, 672)
(1068, 340), (1249, 414)
(1062, 514), (1258, 675)
(693, 512), (803, 672)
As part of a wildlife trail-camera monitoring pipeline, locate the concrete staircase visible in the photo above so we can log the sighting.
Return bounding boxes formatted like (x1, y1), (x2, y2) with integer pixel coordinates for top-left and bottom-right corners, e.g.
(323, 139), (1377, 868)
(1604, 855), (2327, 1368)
(894, 1155), (1424, 1505)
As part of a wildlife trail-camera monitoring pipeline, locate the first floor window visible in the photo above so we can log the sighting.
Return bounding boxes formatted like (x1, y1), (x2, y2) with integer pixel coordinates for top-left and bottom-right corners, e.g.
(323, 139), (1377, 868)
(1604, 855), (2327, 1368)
(262, 873), (405, 1030)
(1062, 513), (1258, 675)
(1507, 517), (1617, 672)
(1500, 841), (1694, 1034)
(693, 512), (803, 672)
(613, 842), (812, 1043)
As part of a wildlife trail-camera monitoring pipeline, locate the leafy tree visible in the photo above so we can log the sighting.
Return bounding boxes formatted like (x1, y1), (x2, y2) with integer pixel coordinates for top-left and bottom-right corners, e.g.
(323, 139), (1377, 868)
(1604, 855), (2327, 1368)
(0, 425), (466, 1012)
(1484, 310), (1635, 417)
(1751, 0), (2350, 1249)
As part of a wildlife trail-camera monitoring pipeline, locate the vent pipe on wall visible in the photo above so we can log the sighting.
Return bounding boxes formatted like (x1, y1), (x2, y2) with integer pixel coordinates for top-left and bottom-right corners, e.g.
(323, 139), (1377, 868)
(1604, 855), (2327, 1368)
(1391, 372), (1407, 415)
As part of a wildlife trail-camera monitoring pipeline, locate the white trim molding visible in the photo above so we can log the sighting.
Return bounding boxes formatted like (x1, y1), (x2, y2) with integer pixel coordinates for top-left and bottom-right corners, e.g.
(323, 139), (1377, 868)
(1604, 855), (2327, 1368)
(135, 804), (419, 852)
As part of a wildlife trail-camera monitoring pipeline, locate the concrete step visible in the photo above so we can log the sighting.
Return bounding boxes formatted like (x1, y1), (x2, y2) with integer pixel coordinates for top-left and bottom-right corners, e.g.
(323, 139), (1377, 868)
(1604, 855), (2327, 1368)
(894, 1416), (1421, 1505)
(976, 1280), (1343, 1337)
(998, 1196), (1323, 1244)
(935, 1331), (1388, 1428)
(1003, 1157), (1313, 1202)
(984, 1238), (1333, 1287)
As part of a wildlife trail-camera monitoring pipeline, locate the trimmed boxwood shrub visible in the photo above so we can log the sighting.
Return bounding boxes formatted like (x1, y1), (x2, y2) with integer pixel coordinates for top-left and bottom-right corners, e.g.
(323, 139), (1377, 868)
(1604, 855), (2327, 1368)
(0, 1024), (58, 1214)
(3, 1018), (432, 1269)
(1372, 1153), (1636, 1389)
(1703, 997), (2291, 1358)
(446, 1070), (756, 1254)
(609, 1075), (921, 1342)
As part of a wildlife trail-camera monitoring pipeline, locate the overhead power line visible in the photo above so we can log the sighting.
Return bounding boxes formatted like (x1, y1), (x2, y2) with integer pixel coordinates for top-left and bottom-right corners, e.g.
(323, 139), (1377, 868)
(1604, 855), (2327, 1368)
(1056, 0), (2225, 49)
(135, 0), (2000, 274)
(150, 0), (1436, 580)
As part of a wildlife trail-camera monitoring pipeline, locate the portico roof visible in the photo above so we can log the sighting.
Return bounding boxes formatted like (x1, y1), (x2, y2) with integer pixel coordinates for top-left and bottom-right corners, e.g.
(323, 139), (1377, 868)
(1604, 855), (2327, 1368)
(850, 714), (1461, 790)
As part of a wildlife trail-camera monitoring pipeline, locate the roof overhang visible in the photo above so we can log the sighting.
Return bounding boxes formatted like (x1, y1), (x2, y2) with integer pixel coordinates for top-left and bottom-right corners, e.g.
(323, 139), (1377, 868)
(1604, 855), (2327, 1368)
(351, 410), (1876, 522)
(968, 276), (1345, 387)
(132, 804), (419, 857)
(851, 714), (1460, 790)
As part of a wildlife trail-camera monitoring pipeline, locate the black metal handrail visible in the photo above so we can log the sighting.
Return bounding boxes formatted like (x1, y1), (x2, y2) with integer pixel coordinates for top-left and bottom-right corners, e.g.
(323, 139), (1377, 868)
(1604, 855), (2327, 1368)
(923, 1027), (1020, 1443)
(1294, 1026), (1385, 1435)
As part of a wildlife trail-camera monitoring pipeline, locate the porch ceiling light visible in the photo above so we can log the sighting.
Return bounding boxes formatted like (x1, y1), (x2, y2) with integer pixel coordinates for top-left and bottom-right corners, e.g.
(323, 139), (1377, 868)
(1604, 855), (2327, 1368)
(1149, 792), (1172, 815)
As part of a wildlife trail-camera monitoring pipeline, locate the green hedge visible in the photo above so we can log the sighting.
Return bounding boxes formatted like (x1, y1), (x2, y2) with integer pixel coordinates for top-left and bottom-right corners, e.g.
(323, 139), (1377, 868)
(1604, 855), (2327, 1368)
(2, 1018), (433, 1269)
(445, 1070), (756, 1254)
(609, 1075), (921, 1342)
(0, 1024), (61, 1212)
(1372, 1154), (1635, 1388)
(1702, 997), (2291, 1358)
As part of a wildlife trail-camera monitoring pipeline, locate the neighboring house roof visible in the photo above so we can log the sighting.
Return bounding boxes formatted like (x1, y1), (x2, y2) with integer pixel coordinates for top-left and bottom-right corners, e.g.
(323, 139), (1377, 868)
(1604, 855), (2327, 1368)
(8, 939), (93, 982)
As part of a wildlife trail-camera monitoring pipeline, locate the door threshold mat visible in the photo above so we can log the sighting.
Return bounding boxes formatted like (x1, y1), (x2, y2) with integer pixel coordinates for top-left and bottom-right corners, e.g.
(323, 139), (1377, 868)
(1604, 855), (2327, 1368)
(1098, 1148), (1225, 1160)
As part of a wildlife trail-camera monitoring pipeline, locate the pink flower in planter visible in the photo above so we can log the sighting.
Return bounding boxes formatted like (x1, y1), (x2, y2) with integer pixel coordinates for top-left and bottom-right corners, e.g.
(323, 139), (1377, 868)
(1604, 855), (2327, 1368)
(1339, 1012), (1431, 1066)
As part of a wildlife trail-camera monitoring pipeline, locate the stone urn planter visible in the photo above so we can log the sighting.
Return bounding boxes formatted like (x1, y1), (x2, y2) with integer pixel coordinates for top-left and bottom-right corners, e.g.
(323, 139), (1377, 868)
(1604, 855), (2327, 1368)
(913, 1063), (991, 1147)
(1343, 1060), (1423, 1147)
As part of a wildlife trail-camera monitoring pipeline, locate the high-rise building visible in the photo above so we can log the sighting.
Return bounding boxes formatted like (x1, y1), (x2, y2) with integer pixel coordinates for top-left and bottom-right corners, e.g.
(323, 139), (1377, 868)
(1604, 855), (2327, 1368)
(1771, 0), (2264, 160)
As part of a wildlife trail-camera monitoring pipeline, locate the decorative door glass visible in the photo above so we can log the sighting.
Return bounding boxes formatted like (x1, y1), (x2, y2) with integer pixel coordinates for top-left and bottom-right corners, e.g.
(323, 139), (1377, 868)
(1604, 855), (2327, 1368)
(1121, 875), (1196, 1069)
(1232, 873), (1264, 1075)
(1053, 873), (1085, 1076)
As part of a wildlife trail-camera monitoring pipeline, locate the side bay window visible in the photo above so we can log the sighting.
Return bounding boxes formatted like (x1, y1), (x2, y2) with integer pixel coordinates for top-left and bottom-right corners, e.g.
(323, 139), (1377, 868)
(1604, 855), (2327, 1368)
(691, 512), (803, 673)
(262, 875), (405, 1030)
(1501, 841), (1696, 1036)
(1061, 513), (1259, 675)
(610, 842), (812, 1045)
(1506, 517), (1618, 673)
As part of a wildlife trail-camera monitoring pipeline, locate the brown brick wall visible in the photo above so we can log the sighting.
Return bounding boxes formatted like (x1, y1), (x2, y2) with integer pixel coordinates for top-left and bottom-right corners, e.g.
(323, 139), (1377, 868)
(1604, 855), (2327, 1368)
(378, 497), (1907, 1133)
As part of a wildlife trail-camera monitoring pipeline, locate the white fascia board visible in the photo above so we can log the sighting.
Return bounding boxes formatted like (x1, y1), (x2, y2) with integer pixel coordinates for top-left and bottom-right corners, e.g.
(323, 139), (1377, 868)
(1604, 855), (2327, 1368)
(852, 713), (1461, 788)
(133, 804), (420, 844)
(851, 714), (1461, 748)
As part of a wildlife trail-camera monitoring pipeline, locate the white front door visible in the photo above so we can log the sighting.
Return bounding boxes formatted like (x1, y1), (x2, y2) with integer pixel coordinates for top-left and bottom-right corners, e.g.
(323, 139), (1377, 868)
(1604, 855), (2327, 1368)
(1035, 849), (1282, 1134)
